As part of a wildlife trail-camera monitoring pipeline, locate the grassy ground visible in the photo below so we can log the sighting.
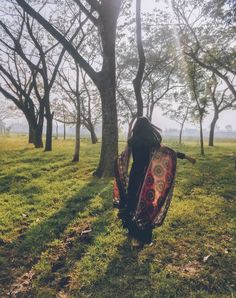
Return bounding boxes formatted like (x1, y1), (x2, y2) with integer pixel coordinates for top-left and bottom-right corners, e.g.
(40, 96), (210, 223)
(0, 135), (235, 298)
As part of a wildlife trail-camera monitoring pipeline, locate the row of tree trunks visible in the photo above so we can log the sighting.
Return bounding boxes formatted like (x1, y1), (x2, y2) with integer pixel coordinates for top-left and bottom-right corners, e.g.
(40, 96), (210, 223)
(16, 0), (121, 177)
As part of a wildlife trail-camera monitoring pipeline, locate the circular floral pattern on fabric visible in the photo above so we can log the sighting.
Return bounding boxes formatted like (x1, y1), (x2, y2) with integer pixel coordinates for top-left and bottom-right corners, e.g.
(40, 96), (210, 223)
(146, 189), (155, 201)
(146, 174), (154, 186)
(156, 180), (165, 192)
(154, 165), (164, 177)
(153, 152), (162, 160)
(162, 159), (169, 169)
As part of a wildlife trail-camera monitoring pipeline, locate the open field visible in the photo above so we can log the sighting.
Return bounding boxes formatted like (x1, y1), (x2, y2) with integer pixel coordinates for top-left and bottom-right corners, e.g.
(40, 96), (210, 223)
(0, 135), (235, 297)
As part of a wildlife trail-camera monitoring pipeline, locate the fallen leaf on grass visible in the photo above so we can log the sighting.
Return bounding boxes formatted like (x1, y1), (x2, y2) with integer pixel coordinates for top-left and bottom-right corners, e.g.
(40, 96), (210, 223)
(203, 254), (212, 263)
(81, 228), (92, 235)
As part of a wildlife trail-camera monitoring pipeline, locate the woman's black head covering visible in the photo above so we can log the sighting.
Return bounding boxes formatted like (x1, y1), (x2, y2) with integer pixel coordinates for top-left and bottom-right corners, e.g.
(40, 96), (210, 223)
(129, 116), (162, 144)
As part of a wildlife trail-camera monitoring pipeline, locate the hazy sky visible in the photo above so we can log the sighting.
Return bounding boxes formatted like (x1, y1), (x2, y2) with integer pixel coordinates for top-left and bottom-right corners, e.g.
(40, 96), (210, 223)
(153, 108), (235, 131)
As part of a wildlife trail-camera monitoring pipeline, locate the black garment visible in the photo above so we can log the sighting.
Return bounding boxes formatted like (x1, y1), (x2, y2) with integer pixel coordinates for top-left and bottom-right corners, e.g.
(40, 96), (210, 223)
(126, 138), (186, 244)
(127, 139), (159, 212)
(126, 137), (159, 244)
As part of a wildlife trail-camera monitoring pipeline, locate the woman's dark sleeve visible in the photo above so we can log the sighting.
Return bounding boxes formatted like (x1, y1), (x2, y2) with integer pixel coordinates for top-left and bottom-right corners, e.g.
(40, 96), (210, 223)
(176, 151), (186, 159)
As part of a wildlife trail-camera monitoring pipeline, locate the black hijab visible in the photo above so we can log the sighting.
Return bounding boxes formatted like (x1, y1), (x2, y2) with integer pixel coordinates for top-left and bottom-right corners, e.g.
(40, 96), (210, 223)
(128, 116), (162, 146)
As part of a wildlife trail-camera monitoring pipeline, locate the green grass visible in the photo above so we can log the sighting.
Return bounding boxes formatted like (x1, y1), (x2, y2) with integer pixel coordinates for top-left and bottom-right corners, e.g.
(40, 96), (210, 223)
(0, 135), (235, 297)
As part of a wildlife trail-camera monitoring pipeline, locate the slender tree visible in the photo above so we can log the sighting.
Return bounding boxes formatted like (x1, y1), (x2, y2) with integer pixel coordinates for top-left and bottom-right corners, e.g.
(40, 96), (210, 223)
(162, 89), (192, 144)
(207, 74), (236, 146)
(187, 60), (209, 155)
(133, 0), (145, 117)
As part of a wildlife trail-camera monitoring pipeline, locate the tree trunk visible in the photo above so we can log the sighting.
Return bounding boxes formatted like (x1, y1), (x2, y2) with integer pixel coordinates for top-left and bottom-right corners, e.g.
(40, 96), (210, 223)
(28, 125), (34, 144)
(45, 114), (53, 151)
(133, 0), (145, 117)
(72, 109), (80, 162)
(199, 116), (204, 155)
(149, 103), (155, 122)
(83, 120), (98, 144)
(179, 123), (184, 145)
(25, 104), (44, 148)
(209, 112), (219, 146)
(89, 124), (98, 144)
(44, 93), (53, 152)
(55, 121), (58, 140)
(33, 126), (43, 148)
(94, 87), (118, 177)
(127, 116), (136, 140)
(179, 106), (189, 145)
(72, 64), (81, 162)
(93, 1), (120, 177)
(63, 122), (66, 140)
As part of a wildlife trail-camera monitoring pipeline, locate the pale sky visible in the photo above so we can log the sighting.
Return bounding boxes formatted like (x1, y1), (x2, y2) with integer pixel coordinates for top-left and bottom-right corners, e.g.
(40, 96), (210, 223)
(152, 108), (236, 131)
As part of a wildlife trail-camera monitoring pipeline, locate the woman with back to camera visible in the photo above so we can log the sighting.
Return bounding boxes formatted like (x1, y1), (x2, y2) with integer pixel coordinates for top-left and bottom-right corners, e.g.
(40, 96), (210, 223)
(115, 116), (196, 248)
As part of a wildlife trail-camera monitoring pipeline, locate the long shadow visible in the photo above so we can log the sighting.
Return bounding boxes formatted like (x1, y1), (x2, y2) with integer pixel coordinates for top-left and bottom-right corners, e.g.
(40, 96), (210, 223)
(0, 158), (78, 194)
(76, 242), (154, 298)
(175, 151), (236, 200)
(27, 185), (117, 295)
(76, 207), (235, 298)
(0, 177), (107, 295)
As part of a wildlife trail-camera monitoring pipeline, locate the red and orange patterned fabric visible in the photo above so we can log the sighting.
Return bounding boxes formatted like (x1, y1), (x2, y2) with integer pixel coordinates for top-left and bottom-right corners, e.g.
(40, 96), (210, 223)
(134, 146), (177, 228)
(114, 146), (177, 228)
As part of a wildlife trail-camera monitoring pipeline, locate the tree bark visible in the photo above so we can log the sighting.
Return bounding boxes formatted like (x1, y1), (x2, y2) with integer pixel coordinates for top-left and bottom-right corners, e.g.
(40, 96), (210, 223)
(209, 112), (219, 146)
(89, 124), (98, 144)
(179, 123), (184, 145)
(94, 87), (118, 177)
(63, 122), (66, 140)
(45, 114), (53, 151)
(132, 0), (145, 117)
(28, 125), (34, 144)
(55, 121), (58, 140)
(93, 1), (119, 176)
(82, 120), (98, 144)
(33, 126), (44, 148)
(72, 103), (81, 162)
(199, 116), (204, 155)
(72, 64), (81, 162)
(26, 104), (44, 148)
(179, 106), (189, 145)
(127, 116), (136, 140)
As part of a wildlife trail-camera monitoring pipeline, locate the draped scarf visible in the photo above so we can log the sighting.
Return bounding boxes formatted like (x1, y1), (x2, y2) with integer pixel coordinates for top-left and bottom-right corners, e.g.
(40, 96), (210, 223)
(114, 145), (177, 229)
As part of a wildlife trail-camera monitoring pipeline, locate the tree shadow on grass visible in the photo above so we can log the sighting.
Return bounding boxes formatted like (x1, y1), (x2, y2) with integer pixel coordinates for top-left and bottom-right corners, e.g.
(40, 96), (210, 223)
(0, 177), (108, 296)
(27, 185), (120, 296)
(0, 158), (79, 194)
(22, 185), (153, 297)
(75, 242), (154, 298)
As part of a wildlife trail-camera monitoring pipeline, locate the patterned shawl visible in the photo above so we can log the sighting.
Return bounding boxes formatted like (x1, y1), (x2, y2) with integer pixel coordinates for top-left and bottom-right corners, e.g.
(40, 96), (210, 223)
(114, 145), (177, 229)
